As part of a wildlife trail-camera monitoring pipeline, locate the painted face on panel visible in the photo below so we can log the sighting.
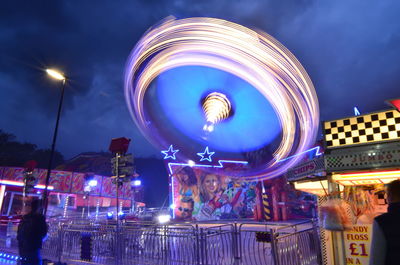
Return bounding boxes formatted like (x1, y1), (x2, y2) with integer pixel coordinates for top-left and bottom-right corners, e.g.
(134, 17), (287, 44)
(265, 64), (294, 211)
(204, 174), (219, 194)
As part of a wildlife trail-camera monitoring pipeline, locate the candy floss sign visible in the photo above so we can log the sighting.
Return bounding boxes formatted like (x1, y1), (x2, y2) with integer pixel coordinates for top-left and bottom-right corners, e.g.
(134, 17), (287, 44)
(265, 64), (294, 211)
(344, 225), (372, 265)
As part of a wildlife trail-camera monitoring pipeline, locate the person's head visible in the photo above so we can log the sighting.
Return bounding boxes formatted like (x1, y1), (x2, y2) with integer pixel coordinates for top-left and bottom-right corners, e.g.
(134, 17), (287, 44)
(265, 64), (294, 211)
(200, 174), (221, 202)
(176, 197), (194, 220)
(176, 166), (197, 186)
(387, 180), (400, 203)
(30, 198), (42, 214)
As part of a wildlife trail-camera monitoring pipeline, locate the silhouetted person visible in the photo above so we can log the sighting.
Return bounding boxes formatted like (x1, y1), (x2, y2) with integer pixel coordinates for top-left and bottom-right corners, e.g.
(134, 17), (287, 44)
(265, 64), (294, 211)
(17, 199), (48, 265)
(370, 180), (400, 265)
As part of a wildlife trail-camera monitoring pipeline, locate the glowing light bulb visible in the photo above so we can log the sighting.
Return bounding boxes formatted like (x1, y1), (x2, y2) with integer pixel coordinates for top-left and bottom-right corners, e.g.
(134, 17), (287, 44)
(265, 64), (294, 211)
(202, 92), (231, 130)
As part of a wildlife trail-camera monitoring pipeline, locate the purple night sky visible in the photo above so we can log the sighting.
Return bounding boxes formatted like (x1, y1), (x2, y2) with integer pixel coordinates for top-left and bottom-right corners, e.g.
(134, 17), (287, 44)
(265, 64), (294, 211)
(1, 1), (399, 160)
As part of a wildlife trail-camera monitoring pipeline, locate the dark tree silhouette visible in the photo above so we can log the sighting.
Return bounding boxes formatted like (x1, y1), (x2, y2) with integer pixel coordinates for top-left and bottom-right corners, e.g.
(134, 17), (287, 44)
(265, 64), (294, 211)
(0, 129), (64, 168)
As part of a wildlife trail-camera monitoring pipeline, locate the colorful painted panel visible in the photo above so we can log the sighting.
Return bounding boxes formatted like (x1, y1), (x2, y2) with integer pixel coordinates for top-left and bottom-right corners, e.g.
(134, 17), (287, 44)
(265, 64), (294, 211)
(71, 173), (85, 194)
(120, 182), (132, 199)
(101, 177), (117, 197)
(171, 165), (257, 221)
(1, 167), (24, 181)
(49, 170), (73, 192)
(36, 169), (47, 185)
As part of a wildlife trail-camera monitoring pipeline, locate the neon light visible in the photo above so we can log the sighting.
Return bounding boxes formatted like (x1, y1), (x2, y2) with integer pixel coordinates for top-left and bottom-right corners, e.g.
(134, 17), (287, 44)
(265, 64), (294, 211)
(277, 146), (322, 163)
(34, 184), (54, 190)
(161, 145), (179, 160)
(354, 107), (361, 116)
(214, 159), (248, 168)
(332, 169), (400, 186)
(0, 180), (54, 190)
(167, 159), (248, 174)
(171, 174), (175, 219)
(197, 146), (215, 162)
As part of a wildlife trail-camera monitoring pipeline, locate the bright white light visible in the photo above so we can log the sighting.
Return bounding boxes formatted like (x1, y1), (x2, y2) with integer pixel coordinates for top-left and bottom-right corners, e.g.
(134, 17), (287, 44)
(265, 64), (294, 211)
(132, 179), (141, 186)
(188, 160), (195, 167)
(354, 107), (361, 116)
(169, 203), (176, 209)
(88, 179), (98, 187)
(107, 212), (113, 218)
(46, 69), (65, 80)
(157, 214), (171, 224)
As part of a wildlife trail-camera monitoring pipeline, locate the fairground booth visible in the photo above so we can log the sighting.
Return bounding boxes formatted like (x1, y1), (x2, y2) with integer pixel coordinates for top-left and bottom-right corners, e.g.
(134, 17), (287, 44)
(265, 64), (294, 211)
(0, 166), (138, 220)
(288, 101), (400, 265)
(165, 145), (321, 222)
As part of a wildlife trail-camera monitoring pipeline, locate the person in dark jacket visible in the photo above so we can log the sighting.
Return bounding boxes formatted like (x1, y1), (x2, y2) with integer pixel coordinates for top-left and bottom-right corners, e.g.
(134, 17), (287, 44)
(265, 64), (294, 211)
(17, 199), (48, 265)
(370, 179), (400, 265)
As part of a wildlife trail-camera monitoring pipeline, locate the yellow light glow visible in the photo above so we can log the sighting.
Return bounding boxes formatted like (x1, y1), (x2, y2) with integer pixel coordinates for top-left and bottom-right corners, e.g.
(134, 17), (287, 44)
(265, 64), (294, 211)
(294, 180), (329, 196)
(202, 92), (231, 124)
(46, 69), (66, 81)
(332, 170), (400, 186)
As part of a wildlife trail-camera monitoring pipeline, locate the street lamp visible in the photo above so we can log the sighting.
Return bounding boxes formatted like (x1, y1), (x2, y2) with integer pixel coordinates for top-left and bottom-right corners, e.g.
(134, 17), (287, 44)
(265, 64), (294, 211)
(43, 68), (66, 216)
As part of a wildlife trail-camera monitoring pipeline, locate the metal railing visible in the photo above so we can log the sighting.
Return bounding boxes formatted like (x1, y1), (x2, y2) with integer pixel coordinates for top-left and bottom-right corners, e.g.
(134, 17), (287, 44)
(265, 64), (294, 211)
(0, 219), (321, 265)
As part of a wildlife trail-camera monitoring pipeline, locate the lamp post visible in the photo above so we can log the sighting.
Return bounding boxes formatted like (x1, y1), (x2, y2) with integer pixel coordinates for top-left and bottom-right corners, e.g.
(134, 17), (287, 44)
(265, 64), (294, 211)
(43, 69), (66, 216)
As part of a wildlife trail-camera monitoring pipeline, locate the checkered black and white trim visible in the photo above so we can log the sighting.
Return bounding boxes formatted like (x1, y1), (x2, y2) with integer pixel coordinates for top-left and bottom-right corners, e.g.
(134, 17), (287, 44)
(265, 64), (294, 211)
(324, 110), (400, 149)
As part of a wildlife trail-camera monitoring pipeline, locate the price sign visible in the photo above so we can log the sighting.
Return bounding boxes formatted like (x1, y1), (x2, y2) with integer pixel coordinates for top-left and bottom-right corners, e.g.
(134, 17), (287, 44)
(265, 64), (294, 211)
(344, 225), (372, 265)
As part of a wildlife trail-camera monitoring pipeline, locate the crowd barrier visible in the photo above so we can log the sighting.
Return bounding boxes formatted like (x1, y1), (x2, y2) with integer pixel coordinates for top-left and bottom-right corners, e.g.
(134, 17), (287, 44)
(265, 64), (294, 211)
(0, 219), (321, 265)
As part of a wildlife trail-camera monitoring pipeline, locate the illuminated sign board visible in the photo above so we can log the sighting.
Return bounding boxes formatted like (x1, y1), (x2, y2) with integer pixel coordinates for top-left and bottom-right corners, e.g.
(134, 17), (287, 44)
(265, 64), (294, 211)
(286, 156), (325, 182)
(325, 141), (400, 172)
(323, 109), (400, 149)
(344, 225), (372, 265)
(332, 170), (400, 186)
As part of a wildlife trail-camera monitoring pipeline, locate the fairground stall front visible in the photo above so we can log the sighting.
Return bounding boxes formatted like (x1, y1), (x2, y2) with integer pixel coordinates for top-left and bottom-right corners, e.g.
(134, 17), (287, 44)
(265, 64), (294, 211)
(0, 166), (137, 220)
(322, 107), (400, 265)
(288, 105), (400, 265)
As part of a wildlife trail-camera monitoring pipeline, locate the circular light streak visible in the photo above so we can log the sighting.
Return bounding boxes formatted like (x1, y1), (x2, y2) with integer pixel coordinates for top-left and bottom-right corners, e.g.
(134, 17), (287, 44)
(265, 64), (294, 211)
(124, 17), (319, 180)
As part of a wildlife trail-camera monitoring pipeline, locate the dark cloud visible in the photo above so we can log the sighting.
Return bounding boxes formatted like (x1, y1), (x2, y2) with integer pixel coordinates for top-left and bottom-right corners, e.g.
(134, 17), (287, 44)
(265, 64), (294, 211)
(0, 0), (399, 159)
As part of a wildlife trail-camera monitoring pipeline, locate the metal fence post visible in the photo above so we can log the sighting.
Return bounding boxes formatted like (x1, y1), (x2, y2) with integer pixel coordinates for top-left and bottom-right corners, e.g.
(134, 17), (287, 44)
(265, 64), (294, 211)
(270, 228), (280, 265)
(232, 222), (240, 264)
(195, 224), (200, 265)
(200, 228), (207, 265)
(163, 225), (168, 264)
(57, 223), (64, 263)
(312, 218), (323, 265)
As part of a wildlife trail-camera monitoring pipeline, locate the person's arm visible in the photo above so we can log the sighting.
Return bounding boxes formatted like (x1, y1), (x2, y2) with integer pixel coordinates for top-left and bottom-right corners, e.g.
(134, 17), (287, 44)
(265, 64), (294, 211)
(369, 220), (386, 265)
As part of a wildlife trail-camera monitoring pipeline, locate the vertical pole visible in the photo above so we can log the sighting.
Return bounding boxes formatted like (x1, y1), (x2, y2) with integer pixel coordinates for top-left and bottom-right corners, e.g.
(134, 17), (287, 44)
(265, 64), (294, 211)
(115, 152), (120, 265)
(328, 176), (346, 265)
(270, 228), (280, 265)
(131, 188), (135, 213)
(87, 195), (90, 218)
(195, 224), (200, 265)
(233, 223), (240, 263)
(44, 79), (66, 216)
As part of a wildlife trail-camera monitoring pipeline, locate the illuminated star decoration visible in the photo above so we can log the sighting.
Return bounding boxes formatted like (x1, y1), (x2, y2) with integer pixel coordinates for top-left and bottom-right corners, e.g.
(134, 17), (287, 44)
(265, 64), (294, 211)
(197, 146), (215, 162)
(161, 145), (179, 160)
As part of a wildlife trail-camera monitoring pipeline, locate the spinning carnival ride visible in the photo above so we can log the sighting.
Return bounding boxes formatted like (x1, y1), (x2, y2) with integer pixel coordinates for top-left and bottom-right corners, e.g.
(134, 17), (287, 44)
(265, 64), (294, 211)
(124, 17), (319, 181)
